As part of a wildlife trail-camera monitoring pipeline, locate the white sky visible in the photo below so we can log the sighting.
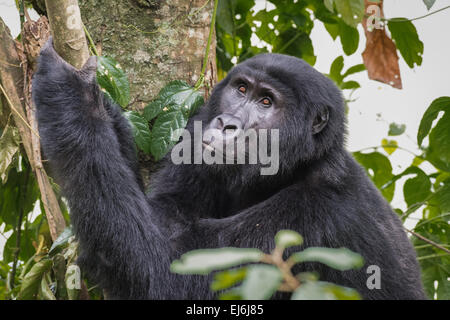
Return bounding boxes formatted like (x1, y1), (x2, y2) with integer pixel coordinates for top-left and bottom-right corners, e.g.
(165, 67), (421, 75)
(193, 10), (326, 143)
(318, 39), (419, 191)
(0, 0), (449, 254)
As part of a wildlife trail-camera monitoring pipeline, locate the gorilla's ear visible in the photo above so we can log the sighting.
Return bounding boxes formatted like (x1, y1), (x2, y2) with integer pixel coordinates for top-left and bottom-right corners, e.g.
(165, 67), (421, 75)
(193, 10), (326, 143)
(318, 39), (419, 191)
(312, 105), (329, 134)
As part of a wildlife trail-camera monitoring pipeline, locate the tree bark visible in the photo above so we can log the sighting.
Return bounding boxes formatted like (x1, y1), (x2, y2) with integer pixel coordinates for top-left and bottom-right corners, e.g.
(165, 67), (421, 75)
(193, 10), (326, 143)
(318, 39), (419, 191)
(45, 0), (89, 69)
(79, 0), (217, 110)
(0, 17), (66, 241)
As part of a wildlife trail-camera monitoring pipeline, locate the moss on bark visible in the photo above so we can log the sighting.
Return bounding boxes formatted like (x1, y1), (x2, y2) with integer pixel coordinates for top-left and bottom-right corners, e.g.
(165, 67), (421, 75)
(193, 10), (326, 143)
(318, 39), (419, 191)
(79, 0), (217, 110)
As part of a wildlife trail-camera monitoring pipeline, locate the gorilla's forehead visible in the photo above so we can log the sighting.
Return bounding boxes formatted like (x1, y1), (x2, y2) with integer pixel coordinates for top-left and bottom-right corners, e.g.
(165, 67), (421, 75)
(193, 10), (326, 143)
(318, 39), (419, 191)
(228, 53), (334, 97)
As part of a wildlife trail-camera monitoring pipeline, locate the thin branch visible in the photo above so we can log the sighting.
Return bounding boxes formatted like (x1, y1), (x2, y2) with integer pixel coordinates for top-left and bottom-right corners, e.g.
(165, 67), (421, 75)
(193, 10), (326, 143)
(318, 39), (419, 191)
(19, 0), (25, 30)
(405, 228), (450, 255)
(83, 25), (99, 56)
(351, 144), (421, 157)
(195, 0), (219, 89)
(381, 5), (450, 23)
(0, 83), (40, 137)
(417, 253), (449, 261)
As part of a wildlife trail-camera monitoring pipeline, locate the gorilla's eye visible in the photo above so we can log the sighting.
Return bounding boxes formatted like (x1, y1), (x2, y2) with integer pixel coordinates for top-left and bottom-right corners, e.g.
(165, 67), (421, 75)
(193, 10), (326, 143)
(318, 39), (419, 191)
(261, 97), (272, 107)
(238, 85), (247, 94)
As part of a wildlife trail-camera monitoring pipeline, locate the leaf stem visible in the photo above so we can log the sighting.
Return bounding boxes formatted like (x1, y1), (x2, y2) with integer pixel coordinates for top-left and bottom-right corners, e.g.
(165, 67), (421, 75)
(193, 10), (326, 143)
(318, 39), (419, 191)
(381, 5), (450, 23)
(195, 0), (219, 89)
(19, 0), (25, 30)
(83, 25), (99, 56)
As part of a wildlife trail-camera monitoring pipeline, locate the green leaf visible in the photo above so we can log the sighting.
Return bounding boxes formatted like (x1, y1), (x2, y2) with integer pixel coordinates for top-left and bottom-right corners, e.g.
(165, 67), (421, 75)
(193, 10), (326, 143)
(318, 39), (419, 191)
(353, 151), (395, 201)
(0, 124), (20, 184)
(3, 228), (36, 264)
(123, 111), (152, 154)
(340, 80), (360, 90)
(49, 227), (73, 255)
(342, 64), (365, 78)
(324, 0), (334, 12)
(52, 253), (68, 300)
(143, 96), (165, 122)
(403, 169), (431, 208)
(421, 264), (450, 300)
(417, 97), (450, 171)
(97, 56), (130, 108)
(291, 281), (361, 300)
(423, 0), (436, 10)
(388, 123), (406, 136)
(329, 56), (344, 84)
(334, 0), (364, 28)
(211, 268), (247, 292)
(328, 58), (363, 90)
(387, 18), (424, 68)
(145, 80), (204, 119)
(18, 259), (52, 300)
(324, 23), (339, 40)
(413, 218), (450, 299)
(142, 81), (204, 160)
(291, 247), (364, 271)
(150, 109), (187, 161)
(275, 230), (303, 249)
(426, 111), (450, 172)
(418, 97), (450, 146)
(274, 31), (316, 65)
(218, 288), (243, 300)
(170, 248), (263, 275)
(240, 265), (282, 300)
(382, 138), (398, 155)
(38, 275), (56, 300)
(338, 20), (359, 55)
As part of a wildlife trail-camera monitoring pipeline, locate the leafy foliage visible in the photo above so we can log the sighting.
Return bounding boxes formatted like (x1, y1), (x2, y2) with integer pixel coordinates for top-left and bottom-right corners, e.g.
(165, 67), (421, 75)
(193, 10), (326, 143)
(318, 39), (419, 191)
(143, 80), (204, 160)
(388, 122), (406, 136)
(123, 111), (152, 154)
(326, 55), (365, 91)
(171, 230), (363, 300)
(387, 19), (424, 69)
(423, 0), (436, 11)
(97, 56), (130, 108)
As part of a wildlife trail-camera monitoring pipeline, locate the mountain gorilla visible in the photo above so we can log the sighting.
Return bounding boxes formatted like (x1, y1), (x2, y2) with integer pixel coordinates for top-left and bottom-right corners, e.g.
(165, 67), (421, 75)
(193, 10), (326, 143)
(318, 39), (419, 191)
(32, 39), (425, 300)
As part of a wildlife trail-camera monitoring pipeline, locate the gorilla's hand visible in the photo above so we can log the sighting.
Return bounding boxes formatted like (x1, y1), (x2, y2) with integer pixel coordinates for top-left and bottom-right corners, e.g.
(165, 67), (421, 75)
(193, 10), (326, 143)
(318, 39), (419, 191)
(32, 37), (102, 117)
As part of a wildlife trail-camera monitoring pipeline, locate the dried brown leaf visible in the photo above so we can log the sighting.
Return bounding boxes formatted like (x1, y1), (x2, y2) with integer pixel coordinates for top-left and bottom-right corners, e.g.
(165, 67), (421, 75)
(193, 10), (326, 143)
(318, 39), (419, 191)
(362, 0), (402, 89)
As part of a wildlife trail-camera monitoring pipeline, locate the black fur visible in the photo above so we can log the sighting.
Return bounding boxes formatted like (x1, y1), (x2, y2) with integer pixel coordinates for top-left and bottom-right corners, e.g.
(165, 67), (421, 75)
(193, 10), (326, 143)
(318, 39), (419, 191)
(32, 39), (426, 299)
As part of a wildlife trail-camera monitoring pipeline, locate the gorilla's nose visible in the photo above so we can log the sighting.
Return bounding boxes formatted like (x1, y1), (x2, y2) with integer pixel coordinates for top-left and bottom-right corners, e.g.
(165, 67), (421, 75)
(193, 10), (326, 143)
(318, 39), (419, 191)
(203, 114), (243, 146)
(215, 114), (243, 133)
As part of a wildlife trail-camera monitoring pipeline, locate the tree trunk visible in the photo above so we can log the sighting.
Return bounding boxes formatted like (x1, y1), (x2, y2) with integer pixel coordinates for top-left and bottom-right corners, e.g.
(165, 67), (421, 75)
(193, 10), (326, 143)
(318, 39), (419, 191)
(79, 0), (217, 110)
(45, 0), (90, 69)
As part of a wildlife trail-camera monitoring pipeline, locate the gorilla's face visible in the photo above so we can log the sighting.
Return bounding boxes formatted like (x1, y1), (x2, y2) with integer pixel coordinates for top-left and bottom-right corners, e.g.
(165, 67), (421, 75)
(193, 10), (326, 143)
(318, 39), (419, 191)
(202, 71), (285, 162)
(193, 53), (346, 182)
(207, 73), (285, 131)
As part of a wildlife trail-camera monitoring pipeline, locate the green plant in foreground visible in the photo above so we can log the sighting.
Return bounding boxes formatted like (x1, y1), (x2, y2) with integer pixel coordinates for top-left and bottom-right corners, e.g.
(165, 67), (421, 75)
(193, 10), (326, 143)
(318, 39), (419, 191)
(171, 230), (364, 300)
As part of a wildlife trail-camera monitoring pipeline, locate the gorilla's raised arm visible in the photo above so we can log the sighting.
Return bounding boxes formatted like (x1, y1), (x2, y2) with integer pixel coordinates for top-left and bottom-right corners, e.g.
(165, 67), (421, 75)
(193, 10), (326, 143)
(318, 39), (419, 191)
(32, 40), (178, 299)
